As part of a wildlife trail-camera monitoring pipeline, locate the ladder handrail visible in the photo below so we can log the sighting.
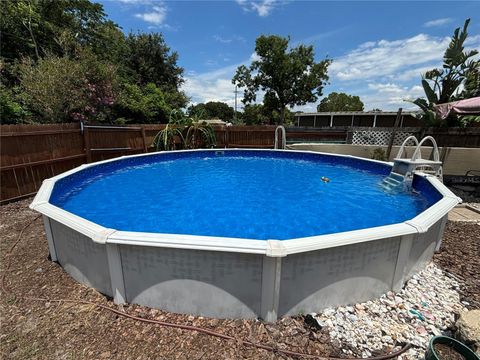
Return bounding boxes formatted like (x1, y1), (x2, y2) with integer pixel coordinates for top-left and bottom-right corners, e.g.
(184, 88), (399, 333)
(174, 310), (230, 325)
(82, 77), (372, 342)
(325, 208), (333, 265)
(395, 135), (419, 159)
(412, 136), (440, 162)
(274, 125), (286, 149)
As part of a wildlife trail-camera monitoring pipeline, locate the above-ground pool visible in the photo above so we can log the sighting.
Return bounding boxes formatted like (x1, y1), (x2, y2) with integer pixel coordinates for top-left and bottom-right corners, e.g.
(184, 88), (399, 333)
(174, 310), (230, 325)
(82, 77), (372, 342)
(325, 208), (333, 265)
(31, 149), (460, 321)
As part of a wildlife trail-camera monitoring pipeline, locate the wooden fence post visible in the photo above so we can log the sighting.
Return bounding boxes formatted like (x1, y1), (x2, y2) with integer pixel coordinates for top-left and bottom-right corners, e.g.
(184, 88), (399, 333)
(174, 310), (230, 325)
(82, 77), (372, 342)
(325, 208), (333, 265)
(84, 126), (92, 163)
(225, 126), (230, 148)
(141, 126), (148, 153)
(386, 108), (402, 160)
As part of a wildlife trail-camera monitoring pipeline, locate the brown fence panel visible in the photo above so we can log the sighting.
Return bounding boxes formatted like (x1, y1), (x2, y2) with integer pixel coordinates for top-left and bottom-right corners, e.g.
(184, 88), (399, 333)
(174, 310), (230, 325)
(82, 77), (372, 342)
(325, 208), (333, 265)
(226, 126), (276, 148)
(85, 125), (147, 162)
(142, 124), (166, 151)
(1, 123), (85, 202)
(286, 127), (348, 144)
(424, 127), (480, 148)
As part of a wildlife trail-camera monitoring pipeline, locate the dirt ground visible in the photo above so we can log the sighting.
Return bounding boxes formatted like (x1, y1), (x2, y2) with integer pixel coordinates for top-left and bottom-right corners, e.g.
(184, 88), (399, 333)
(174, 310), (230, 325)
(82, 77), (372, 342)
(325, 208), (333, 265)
(0, 199), (340, 360)
(1, 199), (478, 360)
(433, 222), (480, 310)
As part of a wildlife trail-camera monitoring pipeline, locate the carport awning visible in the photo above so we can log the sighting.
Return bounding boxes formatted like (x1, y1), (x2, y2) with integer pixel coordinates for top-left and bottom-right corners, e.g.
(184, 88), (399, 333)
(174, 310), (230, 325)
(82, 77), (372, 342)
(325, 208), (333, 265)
(434, 97), (480, 119)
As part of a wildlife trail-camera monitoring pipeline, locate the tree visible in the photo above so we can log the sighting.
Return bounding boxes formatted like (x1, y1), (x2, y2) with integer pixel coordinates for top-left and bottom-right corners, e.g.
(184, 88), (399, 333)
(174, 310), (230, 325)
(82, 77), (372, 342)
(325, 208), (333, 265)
(0, 0), (120, 62)
(0, 0), (188, 124)
(115, 83), (172, 124)
(410, 19), (479, 126)
(122, 33), (188, 111)
(240, 103), (295, 125)
(188, 101), (234, 120)
(18, 52), (117, 123)
(232, 35), (331, 124)
(241, 104), (269, 125)
(0, 85), (30, 124)
(124, 33), (184, 90)
(317, 92), (364, 112)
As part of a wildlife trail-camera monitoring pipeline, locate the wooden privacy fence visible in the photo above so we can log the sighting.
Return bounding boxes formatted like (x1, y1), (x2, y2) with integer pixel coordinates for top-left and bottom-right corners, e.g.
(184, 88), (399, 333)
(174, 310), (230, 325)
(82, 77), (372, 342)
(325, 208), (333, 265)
(2, 123), (480, 203)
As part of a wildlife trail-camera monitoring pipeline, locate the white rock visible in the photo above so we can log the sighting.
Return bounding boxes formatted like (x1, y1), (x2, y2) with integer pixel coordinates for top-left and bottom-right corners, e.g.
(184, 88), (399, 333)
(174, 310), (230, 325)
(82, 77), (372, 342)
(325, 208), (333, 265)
(312, 262), (466, 360)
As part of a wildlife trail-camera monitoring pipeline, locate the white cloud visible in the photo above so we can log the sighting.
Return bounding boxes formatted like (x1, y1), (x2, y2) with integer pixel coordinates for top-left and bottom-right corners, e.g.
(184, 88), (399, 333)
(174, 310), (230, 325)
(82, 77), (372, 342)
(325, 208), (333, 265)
(118, 0), (152, 3)
(423, 18), (453, 28)
(395, 65), (441, 82)
(182, 62), (246, 107)
(135, 4), (167, 25)
(213, 35), (246, 44)
(205, 59), (219, 67)
(330, 34), (451, 81)
(356, 83), (424, 110)
(181, 31), (480, 112)
(466, 34), (480, 46)
(252, 0), (277, 17)
(183, 77), (238, 107)
(291, 27), (348, 47)
(235, 0), (284, 17)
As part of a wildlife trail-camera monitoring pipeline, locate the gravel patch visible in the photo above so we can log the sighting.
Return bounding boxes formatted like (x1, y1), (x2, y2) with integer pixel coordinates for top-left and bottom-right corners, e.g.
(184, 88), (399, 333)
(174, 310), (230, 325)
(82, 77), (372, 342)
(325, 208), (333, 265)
(311, 263), (467, 359)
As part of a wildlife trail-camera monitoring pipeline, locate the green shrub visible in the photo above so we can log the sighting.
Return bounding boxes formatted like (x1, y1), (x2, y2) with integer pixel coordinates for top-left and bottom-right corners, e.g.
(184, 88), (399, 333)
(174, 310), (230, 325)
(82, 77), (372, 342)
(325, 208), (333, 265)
(0, 86), (31, 124)
(371, 148), (387, 161)
(115, 83), (172, 123)
(18, 53), (117, 123)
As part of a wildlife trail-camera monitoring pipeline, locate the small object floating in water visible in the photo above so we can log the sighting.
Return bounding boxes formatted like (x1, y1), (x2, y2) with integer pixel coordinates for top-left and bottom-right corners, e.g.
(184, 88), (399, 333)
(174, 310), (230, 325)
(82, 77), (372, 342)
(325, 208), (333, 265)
(321, 176), (331, 183)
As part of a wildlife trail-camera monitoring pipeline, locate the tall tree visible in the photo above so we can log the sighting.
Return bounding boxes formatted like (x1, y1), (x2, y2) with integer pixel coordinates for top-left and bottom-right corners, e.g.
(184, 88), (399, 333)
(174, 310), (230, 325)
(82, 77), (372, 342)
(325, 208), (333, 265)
(240, 103), (295, 125)
(122, 33), (188, 111)
(241, 104), (269, 125)
(1, 0), (187, 124)
(232, 35), (331, 124)
(317, 92), (364, 112)
(410, 19), (479, 126)
(188, 101), (234, 120)
(0, 0), (120, 61)
(124, 33), (184, 91)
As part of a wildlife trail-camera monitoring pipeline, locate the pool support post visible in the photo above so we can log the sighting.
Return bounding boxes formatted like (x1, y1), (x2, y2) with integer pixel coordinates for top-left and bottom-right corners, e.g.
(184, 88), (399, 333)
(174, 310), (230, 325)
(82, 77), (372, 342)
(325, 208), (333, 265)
(391, 234), (414, 292)
(42, 215), (58, 262)
(261, 256), (282, 322)
(261, 240), (287, 321)
(106, 243), (126, 305)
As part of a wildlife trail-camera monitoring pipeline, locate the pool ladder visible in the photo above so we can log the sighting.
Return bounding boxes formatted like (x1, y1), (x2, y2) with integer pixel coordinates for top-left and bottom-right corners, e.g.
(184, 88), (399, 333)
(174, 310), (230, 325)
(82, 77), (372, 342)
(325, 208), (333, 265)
(381, 135), (443, 192)
(274, 126), (286, 149)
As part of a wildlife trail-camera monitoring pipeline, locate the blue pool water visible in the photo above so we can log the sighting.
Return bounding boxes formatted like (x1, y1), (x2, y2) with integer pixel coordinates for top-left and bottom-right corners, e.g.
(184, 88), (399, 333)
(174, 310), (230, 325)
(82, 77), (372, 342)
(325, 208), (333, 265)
(50, 150), (441, 240)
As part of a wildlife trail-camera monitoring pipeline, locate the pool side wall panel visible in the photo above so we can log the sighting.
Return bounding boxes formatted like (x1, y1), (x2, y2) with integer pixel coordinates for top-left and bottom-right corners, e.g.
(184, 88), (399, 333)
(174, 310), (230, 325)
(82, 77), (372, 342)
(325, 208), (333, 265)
(49, 219), (112, 297)
(119, 245), (263, 319)
(44, 214), (447, 319)
(278, 235), (401, 315)
(405, 214), (448, 280)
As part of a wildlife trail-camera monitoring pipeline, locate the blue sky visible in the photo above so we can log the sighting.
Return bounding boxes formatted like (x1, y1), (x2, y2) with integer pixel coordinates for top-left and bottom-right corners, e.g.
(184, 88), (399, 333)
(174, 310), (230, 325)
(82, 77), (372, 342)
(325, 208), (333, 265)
(99, 0), (480, 112)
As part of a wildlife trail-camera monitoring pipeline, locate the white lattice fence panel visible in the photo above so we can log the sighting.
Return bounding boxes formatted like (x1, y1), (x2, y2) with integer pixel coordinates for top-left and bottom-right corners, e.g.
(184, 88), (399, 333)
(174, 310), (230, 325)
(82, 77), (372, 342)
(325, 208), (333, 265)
(352, 131), (416, 146)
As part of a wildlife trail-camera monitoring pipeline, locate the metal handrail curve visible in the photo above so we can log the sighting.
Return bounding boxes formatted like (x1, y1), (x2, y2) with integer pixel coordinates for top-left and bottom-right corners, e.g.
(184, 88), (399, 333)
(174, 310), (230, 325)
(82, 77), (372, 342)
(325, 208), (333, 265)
(395, 135), (419, 159)
(412, 136), (440, 162)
